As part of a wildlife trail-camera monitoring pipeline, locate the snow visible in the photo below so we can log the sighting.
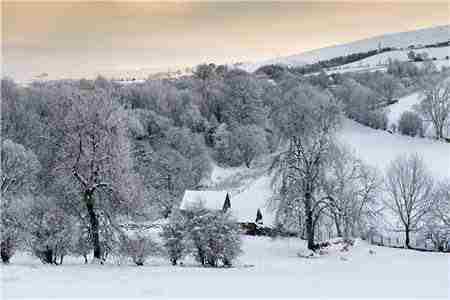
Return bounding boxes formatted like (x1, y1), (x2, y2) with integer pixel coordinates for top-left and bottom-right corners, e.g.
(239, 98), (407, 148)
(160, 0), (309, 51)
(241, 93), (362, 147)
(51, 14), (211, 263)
(337, 118), (450, 179)
(2, 237), (449, 298)
(179, 190), (230, 211)
(386, 92), (422, 127)
(231, 175), (275, 225)
(242, 25), (449, 72)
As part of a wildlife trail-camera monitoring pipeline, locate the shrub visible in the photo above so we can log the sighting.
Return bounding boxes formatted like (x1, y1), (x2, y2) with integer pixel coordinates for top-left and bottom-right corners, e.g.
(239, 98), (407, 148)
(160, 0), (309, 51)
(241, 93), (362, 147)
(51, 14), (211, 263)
(119, 232), (159, 266)
(160, 211), (189, 265)
(398, 111), (423, 137)
(0, 197), (24, 264)
(184, 204), (242, 267)
(28, 198), (75, 264)
(366, 110), (388, 130)
(71, 224), (92, 264)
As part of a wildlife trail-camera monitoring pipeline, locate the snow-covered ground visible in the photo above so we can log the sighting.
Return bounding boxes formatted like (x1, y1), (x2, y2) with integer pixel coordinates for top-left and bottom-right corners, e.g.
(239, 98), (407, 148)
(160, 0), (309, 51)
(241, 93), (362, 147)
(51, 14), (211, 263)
(386, 93), (423, 127)
(338, 118), (450, 179)
(2, 237), (449, 299)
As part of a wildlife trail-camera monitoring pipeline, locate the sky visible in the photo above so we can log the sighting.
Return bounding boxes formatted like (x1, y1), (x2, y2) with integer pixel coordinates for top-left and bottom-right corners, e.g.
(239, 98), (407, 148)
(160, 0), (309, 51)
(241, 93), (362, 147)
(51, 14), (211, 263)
(2, 1), (449, 80)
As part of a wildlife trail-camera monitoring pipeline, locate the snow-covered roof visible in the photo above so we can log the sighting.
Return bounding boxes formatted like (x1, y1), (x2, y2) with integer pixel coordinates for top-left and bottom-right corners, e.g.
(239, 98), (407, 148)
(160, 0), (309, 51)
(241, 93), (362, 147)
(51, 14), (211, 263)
(180, 190), (230, 211)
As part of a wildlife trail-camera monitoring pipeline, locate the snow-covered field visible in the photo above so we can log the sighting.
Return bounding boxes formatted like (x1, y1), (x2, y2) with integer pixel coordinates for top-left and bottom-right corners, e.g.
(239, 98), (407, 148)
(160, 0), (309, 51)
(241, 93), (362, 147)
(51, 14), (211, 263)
(1, 236), (449, 299)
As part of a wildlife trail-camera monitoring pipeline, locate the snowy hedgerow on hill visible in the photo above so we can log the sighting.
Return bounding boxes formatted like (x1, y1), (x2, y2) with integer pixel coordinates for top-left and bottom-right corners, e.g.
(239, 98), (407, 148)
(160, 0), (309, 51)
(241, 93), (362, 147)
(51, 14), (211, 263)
(398, 111), (423, 136)
(160, 210), (189, 265)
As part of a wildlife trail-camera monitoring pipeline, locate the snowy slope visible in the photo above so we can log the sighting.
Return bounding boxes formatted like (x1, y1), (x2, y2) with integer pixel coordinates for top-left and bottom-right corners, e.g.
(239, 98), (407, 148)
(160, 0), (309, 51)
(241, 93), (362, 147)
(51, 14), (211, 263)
(337, 119), (450, 179)
(339, 46), (449, 68)
(243, 25), (449, 72)
(325, 46), (450, 75)
(387, 92), (423, 127)
(2, 237), (449, 298)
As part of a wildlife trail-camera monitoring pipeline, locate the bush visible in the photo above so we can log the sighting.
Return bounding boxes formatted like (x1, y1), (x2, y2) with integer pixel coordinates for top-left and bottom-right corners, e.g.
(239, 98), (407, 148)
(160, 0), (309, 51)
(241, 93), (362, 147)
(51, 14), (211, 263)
(160, 211), (189, 265)
(366, 110), (388, 130)
(398, 111), (423, 137)
(119, 232), (159, 266)
(71, 224), (92, 264)
(1, 197), (24, 264)
(184, 205), (242, 267)
(28, 198), (76, 264)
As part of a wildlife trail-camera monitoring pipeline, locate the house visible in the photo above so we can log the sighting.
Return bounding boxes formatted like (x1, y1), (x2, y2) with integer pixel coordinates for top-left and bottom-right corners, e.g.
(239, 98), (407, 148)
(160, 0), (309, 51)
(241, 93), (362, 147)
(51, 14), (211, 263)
(180, 190), (232, 213)
(179, 190), (265, 226)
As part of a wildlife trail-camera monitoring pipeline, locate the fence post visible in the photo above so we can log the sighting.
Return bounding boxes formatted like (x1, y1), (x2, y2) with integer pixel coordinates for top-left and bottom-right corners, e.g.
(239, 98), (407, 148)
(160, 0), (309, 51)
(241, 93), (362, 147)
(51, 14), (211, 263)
(381, 235), (384, 246)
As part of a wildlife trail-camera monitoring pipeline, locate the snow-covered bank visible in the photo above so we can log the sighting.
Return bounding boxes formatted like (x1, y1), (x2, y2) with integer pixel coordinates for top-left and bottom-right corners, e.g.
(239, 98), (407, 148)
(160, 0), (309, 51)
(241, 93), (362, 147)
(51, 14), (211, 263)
(2, 236), (449, 298)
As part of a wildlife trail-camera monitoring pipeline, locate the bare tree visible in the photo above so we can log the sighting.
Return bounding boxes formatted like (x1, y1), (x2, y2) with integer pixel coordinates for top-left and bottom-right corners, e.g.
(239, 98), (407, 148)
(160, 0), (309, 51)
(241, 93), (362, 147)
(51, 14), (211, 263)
(433, 180), (450, 228)
(384, 154), (435, 248)
(322, 144), (380, 240)
(416, 79), (450, 139)
(55, 89), (145, 262)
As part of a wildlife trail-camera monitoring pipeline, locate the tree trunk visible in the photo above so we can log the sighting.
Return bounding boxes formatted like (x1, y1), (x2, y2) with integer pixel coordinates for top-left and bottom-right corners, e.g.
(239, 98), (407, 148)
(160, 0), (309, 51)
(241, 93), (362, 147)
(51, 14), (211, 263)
(1, 240), (10, 264)
(405, 228), (411, 249)
(334, 214), (342, 237)
(85, 192), (102, 260)
(42, 247), (53, 264)
(305, 192), (315, 250)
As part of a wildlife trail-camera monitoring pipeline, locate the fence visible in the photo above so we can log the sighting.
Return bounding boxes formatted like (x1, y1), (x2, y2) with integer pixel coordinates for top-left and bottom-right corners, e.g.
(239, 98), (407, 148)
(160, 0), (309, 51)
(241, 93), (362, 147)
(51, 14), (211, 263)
(369, 233), (450, 252)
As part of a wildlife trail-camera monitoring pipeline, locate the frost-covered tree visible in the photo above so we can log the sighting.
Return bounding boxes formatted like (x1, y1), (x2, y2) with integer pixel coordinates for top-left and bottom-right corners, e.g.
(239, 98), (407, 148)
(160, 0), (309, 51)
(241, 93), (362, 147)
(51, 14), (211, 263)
(433, 180), (450, 228)
(322, 144), (380, 240)
(55, 89), (145, 261)
(222, 70), (266, 126)
(271, 84), (342, 250)
(1, 139), (40, 263)
(415, 79), (450, 139)
(233, 125), (268, 168)
(385, 154), (435, 248)
(1, 139), (40, 195)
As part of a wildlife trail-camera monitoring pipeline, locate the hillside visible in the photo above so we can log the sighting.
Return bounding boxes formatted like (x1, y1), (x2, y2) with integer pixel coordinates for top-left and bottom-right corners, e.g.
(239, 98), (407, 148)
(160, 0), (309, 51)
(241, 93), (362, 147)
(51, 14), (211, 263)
(243, 25), (450, 72)
(210, 92), (450, 227)
(325, 46), (450, 75)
